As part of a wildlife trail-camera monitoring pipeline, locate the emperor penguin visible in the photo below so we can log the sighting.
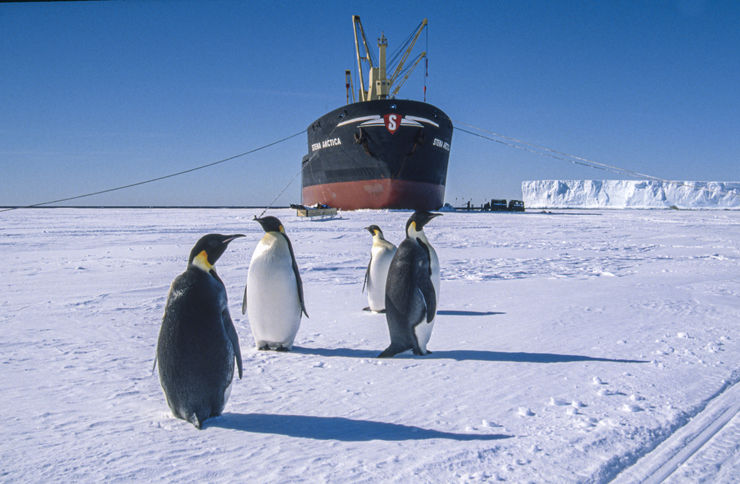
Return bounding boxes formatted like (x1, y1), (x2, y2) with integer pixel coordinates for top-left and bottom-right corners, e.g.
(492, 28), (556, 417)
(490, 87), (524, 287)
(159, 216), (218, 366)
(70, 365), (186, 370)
(379, 211), (441, 357)
(156, 233), (244, 429)
(362, 225), (397, 313)
(243, 216), (307, 351)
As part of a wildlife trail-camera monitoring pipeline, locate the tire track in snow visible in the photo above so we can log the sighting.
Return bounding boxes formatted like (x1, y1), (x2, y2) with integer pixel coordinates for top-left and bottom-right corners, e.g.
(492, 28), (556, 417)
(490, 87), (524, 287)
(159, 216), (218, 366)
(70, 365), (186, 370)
(611, 378), (740, 483)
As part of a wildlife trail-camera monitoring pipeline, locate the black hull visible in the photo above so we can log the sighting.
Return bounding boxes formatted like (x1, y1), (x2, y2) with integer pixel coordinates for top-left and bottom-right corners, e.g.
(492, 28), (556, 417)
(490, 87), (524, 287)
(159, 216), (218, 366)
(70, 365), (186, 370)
(301, 99), (453, 210)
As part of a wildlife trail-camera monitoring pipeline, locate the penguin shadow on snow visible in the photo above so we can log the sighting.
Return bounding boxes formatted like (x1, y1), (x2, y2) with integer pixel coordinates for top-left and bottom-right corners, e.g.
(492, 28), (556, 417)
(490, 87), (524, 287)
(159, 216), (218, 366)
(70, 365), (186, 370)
(206, 413), (511, 441)
(295, 309), (646, 363)
(422, 350), (648, 364)
(291, 346), (378, 358)
(293, 345), (647, 364)
(436, 309), (506, 316)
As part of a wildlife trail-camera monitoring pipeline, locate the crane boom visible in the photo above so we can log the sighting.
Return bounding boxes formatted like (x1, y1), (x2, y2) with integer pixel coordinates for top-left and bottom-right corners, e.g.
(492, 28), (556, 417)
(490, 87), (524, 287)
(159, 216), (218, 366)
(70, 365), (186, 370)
(389, 19), (427, 86)
(352, 15), (375, 101)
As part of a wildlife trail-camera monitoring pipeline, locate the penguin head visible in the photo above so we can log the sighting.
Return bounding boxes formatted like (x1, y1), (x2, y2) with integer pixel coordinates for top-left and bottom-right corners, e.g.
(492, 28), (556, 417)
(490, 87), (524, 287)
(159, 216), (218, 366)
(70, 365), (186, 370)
(188, 233), (245, 272)
(365, 225), (383, 238)
(405, 210), (441, 237)
(255, 216), (285, 234)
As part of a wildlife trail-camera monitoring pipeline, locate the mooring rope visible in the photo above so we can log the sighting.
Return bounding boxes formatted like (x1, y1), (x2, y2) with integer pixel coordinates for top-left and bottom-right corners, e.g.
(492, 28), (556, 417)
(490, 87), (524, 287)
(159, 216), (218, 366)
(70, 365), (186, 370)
(0, 129), (307, 213)
(257, 165), (304, 219)
(456, 121), (665, 181)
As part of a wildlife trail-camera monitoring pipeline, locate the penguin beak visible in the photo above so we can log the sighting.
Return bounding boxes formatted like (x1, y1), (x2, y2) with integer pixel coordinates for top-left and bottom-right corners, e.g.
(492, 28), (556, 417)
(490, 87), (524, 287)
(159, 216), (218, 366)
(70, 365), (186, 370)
(223, 234), (245, 244)
(424, 213), (441, 226)
(254, 217), (267, 231)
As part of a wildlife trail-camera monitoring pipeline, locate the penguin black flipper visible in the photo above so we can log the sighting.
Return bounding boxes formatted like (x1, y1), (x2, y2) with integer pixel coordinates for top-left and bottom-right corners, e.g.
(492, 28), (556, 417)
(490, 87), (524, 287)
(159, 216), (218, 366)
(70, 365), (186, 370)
(222, 309), (243, 379)
(241, 284), (247, 315)
(417, 239), (434, 276)
(282, 233), (308, 318)
(415, 239), (437, 322)
(418, 271), (437, 323)
(362, 256), (371, 293)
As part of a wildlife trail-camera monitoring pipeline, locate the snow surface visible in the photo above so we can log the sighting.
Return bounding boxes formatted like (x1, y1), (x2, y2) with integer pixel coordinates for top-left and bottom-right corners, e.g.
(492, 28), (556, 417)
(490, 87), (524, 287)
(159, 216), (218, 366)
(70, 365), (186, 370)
(2, 208), (739, 483)
(522, 180), (740, 209)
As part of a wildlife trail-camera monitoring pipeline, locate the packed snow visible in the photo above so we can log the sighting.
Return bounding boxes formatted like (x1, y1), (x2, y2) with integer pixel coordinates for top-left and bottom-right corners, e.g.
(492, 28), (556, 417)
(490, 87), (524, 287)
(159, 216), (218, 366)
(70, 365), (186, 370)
(2, 208), (739, 483)
(522, 180), (740, 209)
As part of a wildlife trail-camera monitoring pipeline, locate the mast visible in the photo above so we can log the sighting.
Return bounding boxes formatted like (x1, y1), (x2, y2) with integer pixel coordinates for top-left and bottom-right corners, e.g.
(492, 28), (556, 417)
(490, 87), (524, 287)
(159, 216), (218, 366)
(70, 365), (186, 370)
(345, 70), (354, 104)
(366, 33), (390, 100)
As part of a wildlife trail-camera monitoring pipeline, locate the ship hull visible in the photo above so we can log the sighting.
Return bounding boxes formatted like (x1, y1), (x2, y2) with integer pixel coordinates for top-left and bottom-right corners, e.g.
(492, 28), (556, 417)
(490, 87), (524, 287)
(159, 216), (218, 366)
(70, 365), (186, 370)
(302, 99), (453, 210)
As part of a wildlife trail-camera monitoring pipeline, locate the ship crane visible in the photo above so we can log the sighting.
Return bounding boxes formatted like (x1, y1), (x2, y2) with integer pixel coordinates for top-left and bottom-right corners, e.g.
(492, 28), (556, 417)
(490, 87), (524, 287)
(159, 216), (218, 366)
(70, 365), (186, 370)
(351, 15), (428, 102)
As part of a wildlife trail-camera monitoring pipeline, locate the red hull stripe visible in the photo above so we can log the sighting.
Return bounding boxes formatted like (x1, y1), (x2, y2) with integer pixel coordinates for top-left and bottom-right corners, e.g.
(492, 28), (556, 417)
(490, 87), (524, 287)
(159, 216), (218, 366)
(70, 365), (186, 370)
(303, 179), (445, 211)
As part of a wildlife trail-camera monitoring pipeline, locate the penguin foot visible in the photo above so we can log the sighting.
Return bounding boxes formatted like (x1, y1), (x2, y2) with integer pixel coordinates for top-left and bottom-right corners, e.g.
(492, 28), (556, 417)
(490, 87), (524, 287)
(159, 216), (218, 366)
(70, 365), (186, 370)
(378, 344), (406, 358)
(275, 345), (290, 352)
(412, 346), (432, 356)
(187, 413), (203, 429)
(258, 344), (270, 351)
(364, 307), (387, 313)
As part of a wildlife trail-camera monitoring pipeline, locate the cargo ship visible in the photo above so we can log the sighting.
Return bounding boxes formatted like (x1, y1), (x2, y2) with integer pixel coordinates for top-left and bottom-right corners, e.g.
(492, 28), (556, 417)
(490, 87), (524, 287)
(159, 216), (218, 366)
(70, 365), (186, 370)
(301, 16), (453, 211)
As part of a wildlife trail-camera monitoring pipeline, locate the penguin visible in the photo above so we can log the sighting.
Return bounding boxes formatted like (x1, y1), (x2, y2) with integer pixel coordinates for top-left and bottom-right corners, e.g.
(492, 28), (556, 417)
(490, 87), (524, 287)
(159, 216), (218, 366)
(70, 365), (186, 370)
(243, 216), (307, 351)
(379, 211), (441, 357)
(156, 233), (244, 429)
(408, 210), (441, 353)
(362, 225), (397, 313)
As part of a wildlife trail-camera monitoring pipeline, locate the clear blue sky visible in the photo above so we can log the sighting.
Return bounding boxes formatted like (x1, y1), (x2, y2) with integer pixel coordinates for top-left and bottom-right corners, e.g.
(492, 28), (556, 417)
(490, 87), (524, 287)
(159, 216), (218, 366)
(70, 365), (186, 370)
(2, 0), (739, 207)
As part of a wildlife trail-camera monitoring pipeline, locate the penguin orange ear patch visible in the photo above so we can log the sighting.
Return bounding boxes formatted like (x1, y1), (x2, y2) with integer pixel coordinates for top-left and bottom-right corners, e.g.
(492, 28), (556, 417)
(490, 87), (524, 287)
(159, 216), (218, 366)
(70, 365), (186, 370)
(193, 250), (213, 272)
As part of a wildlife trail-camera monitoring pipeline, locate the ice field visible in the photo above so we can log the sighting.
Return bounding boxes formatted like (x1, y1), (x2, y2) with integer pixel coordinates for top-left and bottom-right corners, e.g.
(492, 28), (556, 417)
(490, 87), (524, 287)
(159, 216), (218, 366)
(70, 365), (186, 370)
(2, 208), (738, 482)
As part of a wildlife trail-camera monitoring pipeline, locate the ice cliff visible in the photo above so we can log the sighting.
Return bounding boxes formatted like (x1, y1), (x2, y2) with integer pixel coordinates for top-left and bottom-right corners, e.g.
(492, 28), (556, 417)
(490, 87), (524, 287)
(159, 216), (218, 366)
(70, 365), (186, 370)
(521, 180), (740, 209)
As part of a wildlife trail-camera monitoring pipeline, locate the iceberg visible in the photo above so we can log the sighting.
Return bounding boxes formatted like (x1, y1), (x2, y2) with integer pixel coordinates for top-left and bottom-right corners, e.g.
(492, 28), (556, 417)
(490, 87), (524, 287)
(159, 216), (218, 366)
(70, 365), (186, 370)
(521, 180), (740, 209)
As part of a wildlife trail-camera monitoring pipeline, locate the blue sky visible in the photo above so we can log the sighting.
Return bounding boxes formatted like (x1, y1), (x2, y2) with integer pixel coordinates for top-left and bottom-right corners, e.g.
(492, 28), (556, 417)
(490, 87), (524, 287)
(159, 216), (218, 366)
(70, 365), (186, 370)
(2, 0), (739, 207)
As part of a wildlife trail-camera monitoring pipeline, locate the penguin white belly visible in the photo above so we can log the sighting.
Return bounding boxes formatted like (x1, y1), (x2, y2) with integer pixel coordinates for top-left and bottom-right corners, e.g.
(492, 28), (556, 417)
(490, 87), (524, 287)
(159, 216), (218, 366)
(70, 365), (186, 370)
(223, 380), (233, 408)
(247, 235), (302, 349)
(368, 245), (396, 312)
(429, 244), (440, 298)
(414, 313), (434, 354)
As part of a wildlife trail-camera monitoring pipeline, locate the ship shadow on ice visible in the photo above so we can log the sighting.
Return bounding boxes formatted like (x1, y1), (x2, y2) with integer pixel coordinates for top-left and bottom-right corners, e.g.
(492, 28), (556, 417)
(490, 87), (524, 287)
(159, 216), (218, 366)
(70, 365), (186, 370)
(293, 346), (646, 364)
(208, 413), (511, 441)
